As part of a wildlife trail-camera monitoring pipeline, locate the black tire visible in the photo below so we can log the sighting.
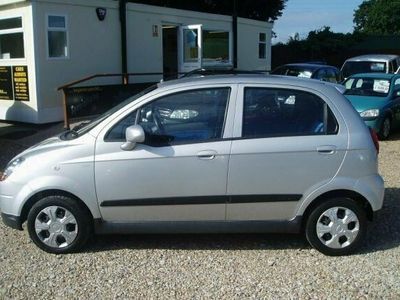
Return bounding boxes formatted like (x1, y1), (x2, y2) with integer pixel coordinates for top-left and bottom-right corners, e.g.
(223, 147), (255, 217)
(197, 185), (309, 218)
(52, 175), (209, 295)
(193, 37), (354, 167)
(27, 195), (93, 254)
(378, 116), (391, 140)
(305, 198), (367, 256)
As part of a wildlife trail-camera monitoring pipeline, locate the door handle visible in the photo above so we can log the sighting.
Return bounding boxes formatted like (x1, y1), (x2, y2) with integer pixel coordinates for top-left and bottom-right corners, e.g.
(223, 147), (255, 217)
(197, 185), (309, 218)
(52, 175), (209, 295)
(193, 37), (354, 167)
(197, 150), (217, 160)
(317, 145), (337, 154)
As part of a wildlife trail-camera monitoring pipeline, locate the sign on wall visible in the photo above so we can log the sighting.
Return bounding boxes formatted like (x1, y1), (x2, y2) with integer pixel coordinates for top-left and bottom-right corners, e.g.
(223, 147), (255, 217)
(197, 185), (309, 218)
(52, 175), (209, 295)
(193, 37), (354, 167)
(13, 66), (29, 101)
(0, 65), (29, 101)
(0, 66), (13, 100)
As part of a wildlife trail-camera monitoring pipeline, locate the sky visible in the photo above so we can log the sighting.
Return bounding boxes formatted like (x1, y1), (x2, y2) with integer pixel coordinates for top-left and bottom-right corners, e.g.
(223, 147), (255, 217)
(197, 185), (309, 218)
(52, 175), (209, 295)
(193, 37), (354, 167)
(273, 0), (364, 44)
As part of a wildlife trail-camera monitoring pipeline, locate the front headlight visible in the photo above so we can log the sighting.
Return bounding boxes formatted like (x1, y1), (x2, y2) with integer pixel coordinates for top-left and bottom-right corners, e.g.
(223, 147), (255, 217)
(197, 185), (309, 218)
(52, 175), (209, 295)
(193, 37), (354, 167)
(0, 157), (25, 181)
(360, 109), (380, 118)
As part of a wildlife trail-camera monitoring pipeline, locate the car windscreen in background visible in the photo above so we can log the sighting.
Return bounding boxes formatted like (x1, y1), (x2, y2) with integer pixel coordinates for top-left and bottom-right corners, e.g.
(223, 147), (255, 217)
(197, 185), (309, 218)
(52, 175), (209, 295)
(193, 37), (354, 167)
(342, 61), (386, 78)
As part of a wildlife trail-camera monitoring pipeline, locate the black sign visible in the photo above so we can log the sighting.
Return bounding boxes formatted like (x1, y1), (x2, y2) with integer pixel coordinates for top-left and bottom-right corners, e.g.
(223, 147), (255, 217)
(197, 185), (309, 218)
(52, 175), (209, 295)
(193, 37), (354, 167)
(96, 7), (107, 21)
(13, 66), (29, 101)
(0, 66), (13, 101)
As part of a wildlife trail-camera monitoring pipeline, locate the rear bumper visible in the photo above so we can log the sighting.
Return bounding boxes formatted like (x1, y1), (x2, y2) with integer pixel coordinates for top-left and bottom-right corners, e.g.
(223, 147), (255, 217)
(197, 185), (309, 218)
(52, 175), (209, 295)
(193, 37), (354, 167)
(1, 212), (23, 230)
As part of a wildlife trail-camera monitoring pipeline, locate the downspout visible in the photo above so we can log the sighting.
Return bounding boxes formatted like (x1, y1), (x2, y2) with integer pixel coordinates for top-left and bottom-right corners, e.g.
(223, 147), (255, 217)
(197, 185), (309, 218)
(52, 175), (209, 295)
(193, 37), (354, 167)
(119, 0), (128, 84)
(232, 0), (238, 69)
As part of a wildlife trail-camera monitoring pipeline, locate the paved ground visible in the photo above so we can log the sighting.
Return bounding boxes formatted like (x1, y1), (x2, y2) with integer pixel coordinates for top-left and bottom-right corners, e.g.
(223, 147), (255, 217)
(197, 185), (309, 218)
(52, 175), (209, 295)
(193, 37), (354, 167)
(0, 121), (399, 299)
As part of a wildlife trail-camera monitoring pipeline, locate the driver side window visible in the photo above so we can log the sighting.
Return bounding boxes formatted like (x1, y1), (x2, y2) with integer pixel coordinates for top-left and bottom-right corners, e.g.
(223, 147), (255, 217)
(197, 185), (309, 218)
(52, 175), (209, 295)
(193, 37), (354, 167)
(105, 87), (230, 146)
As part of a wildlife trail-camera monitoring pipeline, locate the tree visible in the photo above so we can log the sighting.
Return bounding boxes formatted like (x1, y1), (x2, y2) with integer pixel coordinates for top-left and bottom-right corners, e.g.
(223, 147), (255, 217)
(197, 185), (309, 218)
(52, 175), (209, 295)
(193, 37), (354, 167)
(354, 0), (400, 34)
(272, 27), (365, 68)
(130, 0), (287, 22)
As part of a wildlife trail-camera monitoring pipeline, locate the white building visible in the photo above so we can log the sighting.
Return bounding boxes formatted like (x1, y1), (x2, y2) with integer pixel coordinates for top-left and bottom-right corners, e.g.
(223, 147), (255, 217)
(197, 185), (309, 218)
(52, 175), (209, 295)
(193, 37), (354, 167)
(0, 0), (273, 123)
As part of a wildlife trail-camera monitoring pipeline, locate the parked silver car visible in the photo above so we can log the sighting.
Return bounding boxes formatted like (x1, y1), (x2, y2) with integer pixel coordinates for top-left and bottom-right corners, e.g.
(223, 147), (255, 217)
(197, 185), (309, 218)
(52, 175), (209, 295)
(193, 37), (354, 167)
(0, 75), (384, 255)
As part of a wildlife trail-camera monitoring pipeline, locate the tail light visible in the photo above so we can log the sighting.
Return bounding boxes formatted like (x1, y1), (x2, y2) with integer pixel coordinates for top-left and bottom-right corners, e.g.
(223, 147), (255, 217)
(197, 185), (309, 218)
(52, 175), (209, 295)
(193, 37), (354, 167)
(369, 127), (379, 154)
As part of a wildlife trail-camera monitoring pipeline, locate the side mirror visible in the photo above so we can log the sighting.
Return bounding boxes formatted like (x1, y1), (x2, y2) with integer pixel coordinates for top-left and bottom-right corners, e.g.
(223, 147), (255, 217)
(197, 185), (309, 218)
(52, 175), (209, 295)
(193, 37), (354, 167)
(121, 125), (145, 151)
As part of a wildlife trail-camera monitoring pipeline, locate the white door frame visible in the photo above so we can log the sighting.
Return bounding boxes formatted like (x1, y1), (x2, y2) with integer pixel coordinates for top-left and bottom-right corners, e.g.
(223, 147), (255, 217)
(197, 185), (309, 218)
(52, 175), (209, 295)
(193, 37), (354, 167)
(178, 24), (202, 73)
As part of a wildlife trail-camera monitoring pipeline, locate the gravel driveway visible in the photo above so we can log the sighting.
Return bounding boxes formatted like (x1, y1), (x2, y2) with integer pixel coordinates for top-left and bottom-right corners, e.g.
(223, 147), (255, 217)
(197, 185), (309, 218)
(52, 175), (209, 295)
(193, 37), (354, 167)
(0, 122), (399, 299)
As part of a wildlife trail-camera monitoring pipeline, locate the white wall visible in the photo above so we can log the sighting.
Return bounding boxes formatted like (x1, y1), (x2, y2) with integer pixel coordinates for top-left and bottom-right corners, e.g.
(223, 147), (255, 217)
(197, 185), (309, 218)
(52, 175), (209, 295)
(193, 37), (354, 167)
(0, 2), (38, 123)
(237, 18), (272, 71)
(126, 3), (272, 78)
(126, 3), (234, 82)
(33, 0), (121, 123)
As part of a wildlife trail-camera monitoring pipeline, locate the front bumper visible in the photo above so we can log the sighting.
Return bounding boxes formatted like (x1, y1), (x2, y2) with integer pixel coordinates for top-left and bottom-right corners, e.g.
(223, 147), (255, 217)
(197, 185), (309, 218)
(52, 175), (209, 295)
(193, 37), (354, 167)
(1, 212), (23, 230)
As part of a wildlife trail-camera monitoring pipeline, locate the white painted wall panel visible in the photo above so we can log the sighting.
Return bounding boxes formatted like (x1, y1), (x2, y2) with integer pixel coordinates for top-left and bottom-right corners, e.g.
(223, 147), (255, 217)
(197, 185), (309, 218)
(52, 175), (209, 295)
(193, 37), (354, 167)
(33, 0), (121, 122)
(237, 18), (272, 71)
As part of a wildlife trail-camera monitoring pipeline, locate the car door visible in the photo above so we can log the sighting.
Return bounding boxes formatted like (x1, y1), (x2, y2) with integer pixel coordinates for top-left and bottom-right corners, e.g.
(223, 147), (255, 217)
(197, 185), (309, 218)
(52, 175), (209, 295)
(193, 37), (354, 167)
(95, 86), (236, 222)
(226, 85), (347, 221)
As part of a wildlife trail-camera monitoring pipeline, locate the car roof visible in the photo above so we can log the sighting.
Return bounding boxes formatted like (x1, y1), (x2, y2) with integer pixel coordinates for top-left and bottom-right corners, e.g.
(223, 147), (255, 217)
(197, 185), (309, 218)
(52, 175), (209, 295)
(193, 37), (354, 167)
(348, 73), (398, 80)
(345, 54), (399, 62)
(157, 74), (340, 91)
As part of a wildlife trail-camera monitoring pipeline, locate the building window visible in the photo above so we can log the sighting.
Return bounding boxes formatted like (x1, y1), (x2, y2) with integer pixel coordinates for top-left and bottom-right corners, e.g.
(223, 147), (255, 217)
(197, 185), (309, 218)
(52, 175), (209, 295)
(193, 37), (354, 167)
(47, 15), (68, 59)
(203, 30), (230, 63)
(0, 17), (25, 59)
(183, 28), (199, 63)
(258, 33), (266, 59)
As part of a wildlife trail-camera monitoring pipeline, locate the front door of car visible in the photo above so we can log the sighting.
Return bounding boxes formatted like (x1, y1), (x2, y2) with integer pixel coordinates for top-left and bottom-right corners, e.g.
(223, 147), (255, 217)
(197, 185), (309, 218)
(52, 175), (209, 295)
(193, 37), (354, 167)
(95, 86), (235, 222)
(226, 85), (348, 221)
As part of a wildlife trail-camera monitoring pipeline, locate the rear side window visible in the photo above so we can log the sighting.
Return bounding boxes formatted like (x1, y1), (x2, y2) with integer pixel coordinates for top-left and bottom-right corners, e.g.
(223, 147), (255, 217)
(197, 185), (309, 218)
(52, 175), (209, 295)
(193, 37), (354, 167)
(242, 88), (338, 138)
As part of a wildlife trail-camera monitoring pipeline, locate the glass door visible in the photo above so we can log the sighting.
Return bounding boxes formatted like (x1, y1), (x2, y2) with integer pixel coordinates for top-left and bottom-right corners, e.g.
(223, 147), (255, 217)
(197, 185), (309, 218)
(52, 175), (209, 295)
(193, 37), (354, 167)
(179, 25), (202, 73)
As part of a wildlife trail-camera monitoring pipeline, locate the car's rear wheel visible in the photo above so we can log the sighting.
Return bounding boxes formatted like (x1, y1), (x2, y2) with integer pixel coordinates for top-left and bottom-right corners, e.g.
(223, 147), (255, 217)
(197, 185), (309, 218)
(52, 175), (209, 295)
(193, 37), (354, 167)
(27, 195), (92, 254)
(305, 198), (366, 256)
(379, 117), (391, 140)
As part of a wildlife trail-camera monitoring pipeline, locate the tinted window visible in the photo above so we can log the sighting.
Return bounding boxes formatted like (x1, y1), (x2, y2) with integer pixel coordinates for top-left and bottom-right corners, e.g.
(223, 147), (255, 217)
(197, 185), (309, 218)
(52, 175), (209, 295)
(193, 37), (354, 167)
(326, 69), (339, 83)
(342, 61), (387, 78)
(315, 69), (327, 80)
(319, 69), (339, 83)
(242, 88), (338, 138)
(271, 66), (313, 78)
(106, 88), (230, 145)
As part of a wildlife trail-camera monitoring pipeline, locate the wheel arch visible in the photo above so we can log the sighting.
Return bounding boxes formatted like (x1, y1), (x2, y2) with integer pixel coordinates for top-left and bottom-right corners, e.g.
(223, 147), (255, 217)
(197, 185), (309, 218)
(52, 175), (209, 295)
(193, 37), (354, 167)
(301, 189), (374, 231)
(20, 189), (94, 225)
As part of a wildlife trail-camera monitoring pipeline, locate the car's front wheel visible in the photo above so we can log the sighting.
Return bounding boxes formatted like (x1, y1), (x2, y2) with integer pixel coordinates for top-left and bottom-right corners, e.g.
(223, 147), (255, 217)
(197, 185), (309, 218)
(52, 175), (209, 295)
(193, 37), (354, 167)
(27, 195), (92, 254)
(305, 198), (367, 256)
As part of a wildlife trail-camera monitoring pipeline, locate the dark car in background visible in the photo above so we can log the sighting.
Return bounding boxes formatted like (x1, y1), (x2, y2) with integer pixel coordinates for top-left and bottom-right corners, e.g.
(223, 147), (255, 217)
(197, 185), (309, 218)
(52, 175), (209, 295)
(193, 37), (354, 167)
(271, 63), (340, 83)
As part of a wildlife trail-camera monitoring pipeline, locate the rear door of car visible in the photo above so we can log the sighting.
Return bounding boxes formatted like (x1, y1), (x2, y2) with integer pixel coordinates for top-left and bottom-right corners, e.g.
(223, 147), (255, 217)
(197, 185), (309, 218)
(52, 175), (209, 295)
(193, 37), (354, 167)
(226, 84), (348, 221)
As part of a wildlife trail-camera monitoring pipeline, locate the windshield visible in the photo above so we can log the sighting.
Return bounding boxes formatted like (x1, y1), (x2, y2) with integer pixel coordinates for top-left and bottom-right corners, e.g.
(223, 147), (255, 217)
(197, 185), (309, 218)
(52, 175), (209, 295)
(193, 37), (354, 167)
(271, 66), (313, 78)
(61, 84), (158, 140)
(342, 61), (387, 78)
(344, 77), (391, 97)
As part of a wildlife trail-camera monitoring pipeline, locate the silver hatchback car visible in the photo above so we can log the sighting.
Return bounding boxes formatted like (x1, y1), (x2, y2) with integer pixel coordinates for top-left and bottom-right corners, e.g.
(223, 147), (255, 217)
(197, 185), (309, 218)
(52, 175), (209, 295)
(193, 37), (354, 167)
(0, 75), (384, 255)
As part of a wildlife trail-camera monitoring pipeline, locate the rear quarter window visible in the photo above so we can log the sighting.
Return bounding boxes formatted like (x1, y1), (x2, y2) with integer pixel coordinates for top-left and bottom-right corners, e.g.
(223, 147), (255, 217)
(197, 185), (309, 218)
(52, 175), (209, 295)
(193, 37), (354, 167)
(242, 88), (338, 138)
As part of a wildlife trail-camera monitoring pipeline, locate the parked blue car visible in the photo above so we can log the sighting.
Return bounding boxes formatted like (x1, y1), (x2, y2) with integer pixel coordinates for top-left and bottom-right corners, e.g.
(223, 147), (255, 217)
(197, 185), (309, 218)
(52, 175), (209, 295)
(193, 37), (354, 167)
(343, 73), (400, 139)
